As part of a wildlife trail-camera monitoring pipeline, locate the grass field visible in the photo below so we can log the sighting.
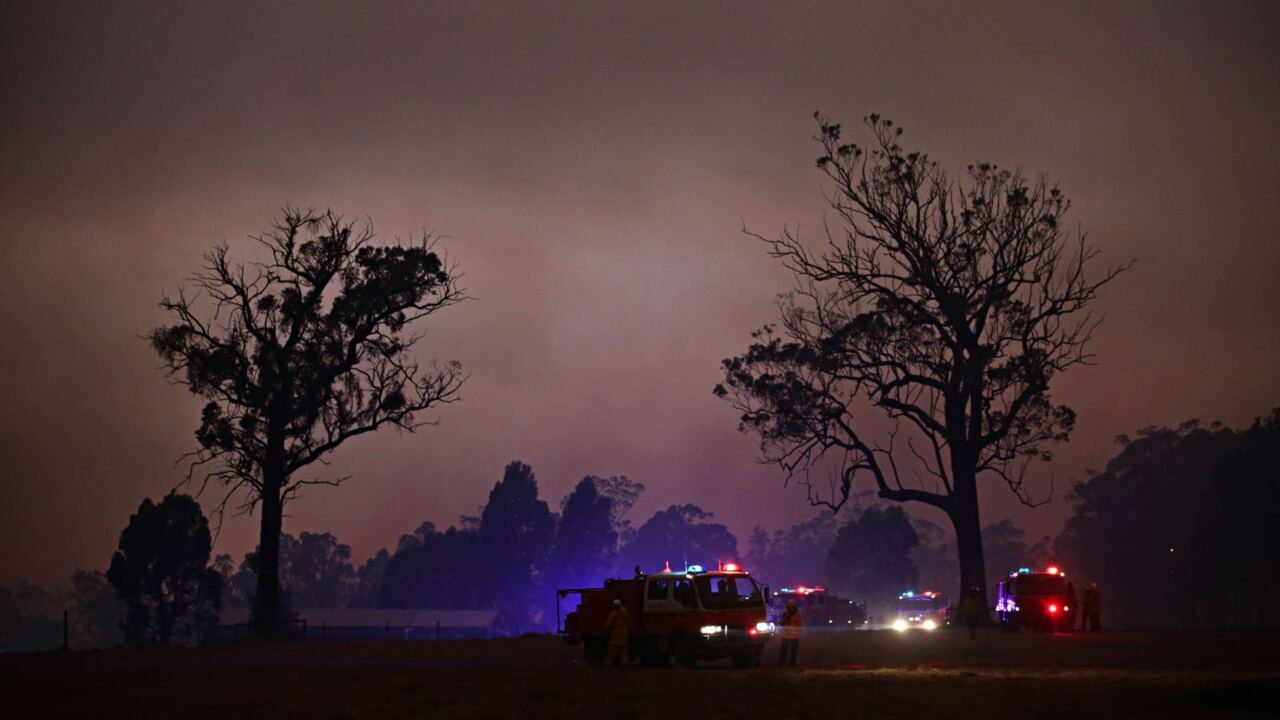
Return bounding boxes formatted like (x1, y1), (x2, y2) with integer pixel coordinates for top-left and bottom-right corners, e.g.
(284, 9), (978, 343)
(5, 629), (1278, 719)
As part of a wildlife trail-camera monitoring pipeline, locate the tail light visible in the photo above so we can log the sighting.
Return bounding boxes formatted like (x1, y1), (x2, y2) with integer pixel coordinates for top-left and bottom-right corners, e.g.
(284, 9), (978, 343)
(1048, 604), (1058, 614)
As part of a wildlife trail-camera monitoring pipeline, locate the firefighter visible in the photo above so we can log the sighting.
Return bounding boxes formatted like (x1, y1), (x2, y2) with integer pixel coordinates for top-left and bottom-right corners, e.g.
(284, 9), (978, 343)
(1082, 582), (1101, 631)
(605, 598), (630, 666)
(777, 599), (802, 667)
(961, 586), (985, 639)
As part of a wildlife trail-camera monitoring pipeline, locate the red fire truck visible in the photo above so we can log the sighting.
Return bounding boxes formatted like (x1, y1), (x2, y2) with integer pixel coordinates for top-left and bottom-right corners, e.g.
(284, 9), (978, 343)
(769, 585), (868, 629)
(557, 563), (772, 667)
(996, 565), (1076, 632)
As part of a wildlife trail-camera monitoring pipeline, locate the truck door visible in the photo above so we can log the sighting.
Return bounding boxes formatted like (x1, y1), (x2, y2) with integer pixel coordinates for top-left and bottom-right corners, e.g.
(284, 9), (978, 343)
(644, 577), (677, 633)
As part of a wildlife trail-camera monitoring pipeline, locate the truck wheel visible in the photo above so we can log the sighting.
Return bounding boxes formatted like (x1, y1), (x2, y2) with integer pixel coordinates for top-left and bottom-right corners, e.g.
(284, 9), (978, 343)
(671, 635), (696, 668)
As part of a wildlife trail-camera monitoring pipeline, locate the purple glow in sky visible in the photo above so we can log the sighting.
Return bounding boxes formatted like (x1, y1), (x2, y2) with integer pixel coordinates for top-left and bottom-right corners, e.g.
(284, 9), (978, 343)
(2, 1), (1278, 586)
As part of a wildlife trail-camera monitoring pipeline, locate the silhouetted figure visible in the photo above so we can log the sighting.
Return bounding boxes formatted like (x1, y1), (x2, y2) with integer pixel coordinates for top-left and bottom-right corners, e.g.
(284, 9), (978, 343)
(777, 599), (802, 666)
(1083, 583), (1102, 631)
(605, 599), (630, 667)
(961, 586), (985, 640)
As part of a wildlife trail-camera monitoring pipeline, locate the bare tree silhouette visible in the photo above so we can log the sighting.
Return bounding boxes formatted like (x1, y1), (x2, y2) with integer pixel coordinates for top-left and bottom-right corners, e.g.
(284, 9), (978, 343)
(716, 114), (1129, 601)
(150, 208), (465, 635)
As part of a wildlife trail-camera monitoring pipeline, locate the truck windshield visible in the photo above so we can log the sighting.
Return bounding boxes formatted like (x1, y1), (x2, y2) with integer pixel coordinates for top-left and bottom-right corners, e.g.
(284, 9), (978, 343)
(1015, 575), (1067, 595)
(694, 575), (762, 609)
(896, 597), (940, 612)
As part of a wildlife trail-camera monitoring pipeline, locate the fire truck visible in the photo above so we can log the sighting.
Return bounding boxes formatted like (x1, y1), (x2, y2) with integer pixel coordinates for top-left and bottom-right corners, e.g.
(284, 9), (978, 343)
(891, 590), (948, 631)
(557, 563), (772, 667)
(768, 585), (867, 629)
(995, 565), (1075, 632)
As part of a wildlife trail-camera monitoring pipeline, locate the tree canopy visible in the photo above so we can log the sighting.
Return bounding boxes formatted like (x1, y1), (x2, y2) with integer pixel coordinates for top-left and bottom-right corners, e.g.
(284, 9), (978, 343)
(149, 208), (465, 634)
(622, 504), (739, 574)
(717, 113), (1128, 600)
(107, 493), (223, 646)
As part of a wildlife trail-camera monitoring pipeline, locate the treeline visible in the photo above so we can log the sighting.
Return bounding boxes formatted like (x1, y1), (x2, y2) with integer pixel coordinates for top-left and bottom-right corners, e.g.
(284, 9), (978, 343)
(1054, 410), (1280, 629)
(212, 462), (746, 631)
(3, 411), (1275, 650)
(0, 571), (122, 652)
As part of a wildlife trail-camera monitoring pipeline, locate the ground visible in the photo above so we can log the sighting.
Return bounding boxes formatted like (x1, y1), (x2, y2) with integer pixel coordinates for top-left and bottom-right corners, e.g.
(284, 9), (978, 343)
(5, 629), (1278, 719)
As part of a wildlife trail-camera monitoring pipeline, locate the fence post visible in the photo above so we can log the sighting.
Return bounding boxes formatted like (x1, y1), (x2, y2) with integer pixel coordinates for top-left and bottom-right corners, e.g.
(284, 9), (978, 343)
(63, 609), (69, 651)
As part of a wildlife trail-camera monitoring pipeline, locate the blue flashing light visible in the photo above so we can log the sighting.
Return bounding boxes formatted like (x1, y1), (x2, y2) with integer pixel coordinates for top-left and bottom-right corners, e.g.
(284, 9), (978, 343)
(686, 564), (705, 573)
(1018, 567), (1031, 574)
(900, 590), (915, 598)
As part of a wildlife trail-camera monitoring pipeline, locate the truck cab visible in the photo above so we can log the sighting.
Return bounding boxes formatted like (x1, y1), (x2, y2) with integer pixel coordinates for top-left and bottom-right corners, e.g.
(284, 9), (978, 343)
(892, 591), (947, 631)
(996, 566), (1074, 632)
(559, 564), (772, 667)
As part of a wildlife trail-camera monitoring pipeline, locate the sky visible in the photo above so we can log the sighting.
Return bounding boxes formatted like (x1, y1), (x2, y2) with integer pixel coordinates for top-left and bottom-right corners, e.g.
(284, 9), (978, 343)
(2, 0), (1278, 587)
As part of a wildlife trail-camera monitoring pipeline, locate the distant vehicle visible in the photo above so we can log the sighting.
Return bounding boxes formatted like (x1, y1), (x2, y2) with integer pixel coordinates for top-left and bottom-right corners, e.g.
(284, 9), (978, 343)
(892, 590), (948, 631)
(996, 566), (1074, 632)
(769, 585), (867, 629)
(557, 562), (772, 667)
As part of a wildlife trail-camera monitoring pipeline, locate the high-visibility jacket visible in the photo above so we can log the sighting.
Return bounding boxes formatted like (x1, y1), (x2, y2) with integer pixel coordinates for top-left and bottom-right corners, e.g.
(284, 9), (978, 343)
(779, 609), (803, 639)
(605, 609), (630, 645)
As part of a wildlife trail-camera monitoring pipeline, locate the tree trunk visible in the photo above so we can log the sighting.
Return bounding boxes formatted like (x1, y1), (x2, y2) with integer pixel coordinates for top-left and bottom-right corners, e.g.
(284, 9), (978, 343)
(253, 474), (284, 638)
(950, 465), (988, 614)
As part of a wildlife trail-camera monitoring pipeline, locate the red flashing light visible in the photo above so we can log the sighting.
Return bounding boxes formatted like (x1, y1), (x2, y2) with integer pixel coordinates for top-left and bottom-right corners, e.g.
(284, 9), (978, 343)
(724, 562), (740, 572)
(748, 628), (758, 636)
(1046, 566), (1060, 575)
(663, 561), (672, 573)
(1048, 604), (1059, 614)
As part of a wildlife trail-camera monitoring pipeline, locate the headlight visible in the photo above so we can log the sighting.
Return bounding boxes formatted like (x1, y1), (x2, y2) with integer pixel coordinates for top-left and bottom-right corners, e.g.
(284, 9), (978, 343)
(700, 625), (724, 635)
(892, 619), (908, 632)
(755, 621), (774, 633)
(922, 619), (938, 631)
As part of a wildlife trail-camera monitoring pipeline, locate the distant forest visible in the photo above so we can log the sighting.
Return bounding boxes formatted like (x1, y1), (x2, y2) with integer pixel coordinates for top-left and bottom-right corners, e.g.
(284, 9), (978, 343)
(2, 410), (1276, 650)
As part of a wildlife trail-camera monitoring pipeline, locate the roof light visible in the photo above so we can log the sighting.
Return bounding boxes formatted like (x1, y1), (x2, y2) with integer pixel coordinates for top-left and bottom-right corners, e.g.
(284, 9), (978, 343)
(1046, 566), (1059, 575)
(687, 564), (704, 573)
(1018, 567), (1031, 574)
(663, 561), (671, 573)
(724, 562), (740, 572)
